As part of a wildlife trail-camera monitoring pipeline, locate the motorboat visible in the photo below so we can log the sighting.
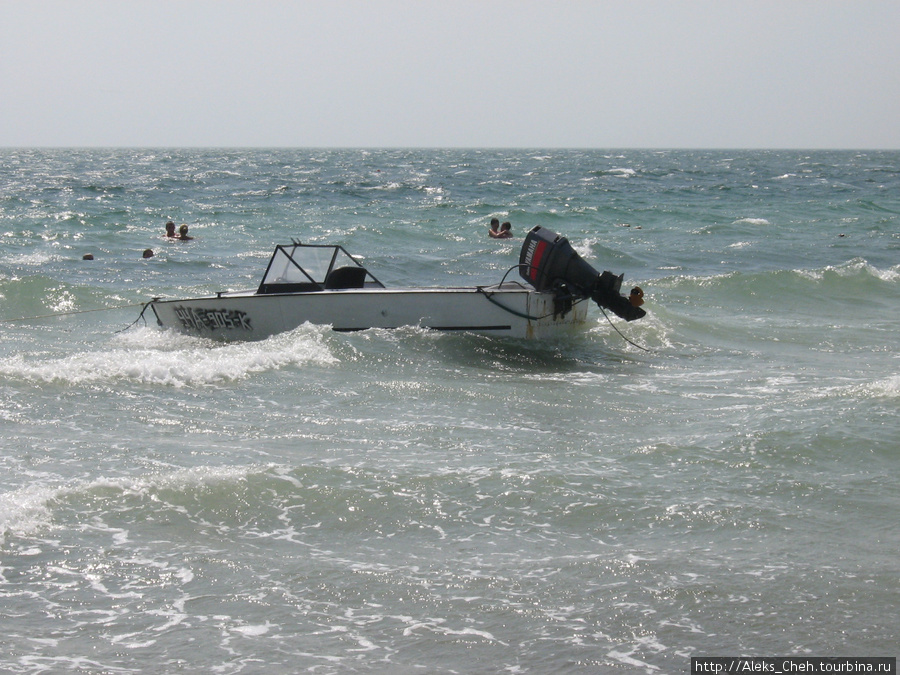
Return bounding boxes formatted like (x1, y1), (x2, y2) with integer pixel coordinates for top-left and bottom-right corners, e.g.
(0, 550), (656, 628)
(146, 226), (646, 341)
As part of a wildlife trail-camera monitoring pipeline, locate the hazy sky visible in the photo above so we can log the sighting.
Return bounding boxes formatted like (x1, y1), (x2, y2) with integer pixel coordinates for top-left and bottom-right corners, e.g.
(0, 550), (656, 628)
(3, 1), (899, 149)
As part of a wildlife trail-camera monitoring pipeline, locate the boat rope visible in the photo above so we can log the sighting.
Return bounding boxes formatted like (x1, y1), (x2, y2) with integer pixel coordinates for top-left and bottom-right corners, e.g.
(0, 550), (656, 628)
(477, 263), (581, 321)
(0, 302), (148, 325)
(475, 286), (572, 321)
(112, 301), (156, 334)
(597, 305), (653, 352)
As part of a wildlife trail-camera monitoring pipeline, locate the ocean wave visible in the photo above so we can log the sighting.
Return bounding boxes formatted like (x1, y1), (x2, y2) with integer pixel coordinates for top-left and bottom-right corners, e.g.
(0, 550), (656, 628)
(0, 275), (99, 322)
(0, 464), (270, 545)
(0, 483), (58, 545)
(0, 324), (338, 388)
(4, 251), (61, 267)
(657, 259), (899, 296)
(855, 374), (900, 400)
(795, 258), (900, 283)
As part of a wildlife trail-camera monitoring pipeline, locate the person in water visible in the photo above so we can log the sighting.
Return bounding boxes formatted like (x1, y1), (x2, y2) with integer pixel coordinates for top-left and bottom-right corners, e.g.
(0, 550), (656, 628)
(490, 221), (512, 239)
(178, 224), (194, 240)
(488, 218), (500, 236)
(165, 221), (176, 237)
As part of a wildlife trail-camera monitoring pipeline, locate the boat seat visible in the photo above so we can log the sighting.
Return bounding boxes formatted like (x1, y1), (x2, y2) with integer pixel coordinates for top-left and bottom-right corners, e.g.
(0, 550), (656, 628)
(325, 266), (368, 289)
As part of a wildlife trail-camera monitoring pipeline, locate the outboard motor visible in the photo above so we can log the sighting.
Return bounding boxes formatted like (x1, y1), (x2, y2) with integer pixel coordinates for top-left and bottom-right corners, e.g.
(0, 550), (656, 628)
(519, 226), (646, 321)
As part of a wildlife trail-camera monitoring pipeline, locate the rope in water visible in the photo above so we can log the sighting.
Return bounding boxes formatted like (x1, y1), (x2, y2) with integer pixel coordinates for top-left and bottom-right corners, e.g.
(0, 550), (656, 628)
(597, 305), (653, 352)
(0, 302), (148, 325)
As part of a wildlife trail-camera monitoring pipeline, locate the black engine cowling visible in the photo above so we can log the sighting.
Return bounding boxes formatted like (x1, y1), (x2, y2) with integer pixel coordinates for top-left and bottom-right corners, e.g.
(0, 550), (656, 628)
(519, 226), (646, 321)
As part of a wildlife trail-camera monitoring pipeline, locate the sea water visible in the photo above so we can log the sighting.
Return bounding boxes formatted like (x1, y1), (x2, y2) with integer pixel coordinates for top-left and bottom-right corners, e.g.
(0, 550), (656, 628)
(0, 149), (897, 673)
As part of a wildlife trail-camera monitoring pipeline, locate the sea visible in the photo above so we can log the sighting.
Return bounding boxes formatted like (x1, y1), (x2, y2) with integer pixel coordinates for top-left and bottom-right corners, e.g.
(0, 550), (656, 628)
(0, 148), (897, 674)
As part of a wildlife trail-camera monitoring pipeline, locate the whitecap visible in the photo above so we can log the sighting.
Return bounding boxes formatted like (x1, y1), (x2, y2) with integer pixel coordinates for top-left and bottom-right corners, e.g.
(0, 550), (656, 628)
(0, 324), (338, 388)
(607, 649), (661, 671)
(87, 464), (269, 497)
(232, 622), (274, 637)
(445, 627), (499, 641)
(7, 251), (58, 266)
(0, 483), (57, 544)
(857, 374), (900, 399)
(794, 258), (899, 282)
(175, 567), (195, 583)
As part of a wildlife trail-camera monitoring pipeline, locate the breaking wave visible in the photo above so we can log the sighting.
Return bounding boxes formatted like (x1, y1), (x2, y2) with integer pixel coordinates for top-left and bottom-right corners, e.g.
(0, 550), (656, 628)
(0, 324), (338, 388)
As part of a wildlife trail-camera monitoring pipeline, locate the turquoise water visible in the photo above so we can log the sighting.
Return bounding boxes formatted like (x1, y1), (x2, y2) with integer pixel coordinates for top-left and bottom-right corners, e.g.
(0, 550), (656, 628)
(1, 149), (898, 673)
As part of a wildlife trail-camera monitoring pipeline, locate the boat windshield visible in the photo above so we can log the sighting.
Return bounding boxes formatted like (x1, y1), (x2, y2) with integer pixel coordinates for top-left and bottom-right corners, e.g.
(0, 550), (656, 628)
(258, 244), (382, 293)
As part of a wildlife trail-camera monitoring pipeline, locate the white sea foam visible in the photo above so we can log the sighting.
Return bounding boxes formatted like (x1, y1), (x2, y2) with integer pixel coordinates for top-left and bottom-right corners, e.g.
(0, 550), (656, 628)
(7, 251), (58, 266)
(0, 325), (337, 387)
(859, 374), (900, 399)
(88, 464), (268, 497)
(795, 258), (899, 282)
(232, 622), (274, 637)
(607, 648), (661, 671)
(0, 484), (57, 544)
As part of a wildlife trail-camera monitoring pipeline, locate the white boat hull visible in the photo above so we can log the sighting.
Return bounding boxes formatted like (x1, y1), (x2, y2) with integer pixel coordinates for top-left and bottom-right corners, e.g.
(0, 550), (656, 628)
(149, 285), (589, 341)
